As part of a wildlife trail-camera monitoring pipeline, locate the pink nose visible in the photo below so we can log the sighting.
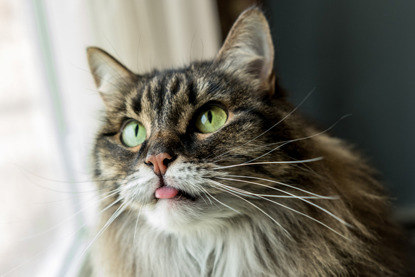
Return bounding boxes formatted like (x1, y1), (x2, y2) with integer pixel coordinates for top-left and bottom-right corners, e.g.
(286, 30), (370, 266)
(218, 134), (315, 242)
(145, 153), (174, 175)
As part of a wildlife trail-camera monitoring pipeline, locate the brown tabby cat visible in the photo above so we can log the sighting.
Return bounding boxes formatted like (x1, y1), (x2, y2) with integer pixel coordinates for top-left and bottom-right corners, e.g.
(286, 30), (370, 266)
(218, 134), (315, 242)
(85, 8), (406, 277)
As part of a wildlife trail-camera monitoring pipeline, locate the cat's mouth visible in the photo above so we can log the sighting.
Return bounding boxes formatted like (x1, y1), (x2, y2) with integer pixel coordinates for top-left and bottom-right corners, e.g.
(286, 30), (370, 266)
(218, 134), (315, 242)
(154, 184), (197, 201)
(175, 190), (197, 201)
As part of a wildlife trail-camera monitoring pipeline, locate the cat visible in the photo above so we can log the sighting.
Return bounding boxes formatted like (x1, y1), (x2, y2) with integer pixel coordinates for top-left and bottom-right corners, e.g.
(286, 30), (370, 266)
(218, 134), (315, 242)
(84, 7), (407, 277)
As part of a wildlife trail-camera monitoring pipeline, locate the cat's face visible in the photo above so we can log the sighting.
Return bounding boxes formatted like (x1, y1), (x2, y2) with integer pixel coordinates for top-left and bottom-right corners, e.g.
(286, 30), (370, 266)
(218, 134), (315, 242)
(88, 9), (309, 233)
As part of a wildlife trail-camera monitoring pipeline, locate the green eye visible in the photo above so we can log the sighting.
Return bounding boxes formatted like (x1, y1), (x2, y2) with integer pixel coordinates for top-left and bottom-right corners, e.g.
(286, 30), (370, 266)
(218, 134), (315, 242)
(195, 106), (227, 133)
(121, 120), (146, 147)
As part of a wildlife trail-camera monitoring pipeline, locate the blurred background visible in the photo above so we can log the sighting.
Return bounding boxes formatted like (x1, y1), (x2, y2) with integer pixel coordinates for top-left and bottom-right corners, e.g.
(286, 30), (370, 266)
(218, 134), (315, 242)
(1, 0), (413, 276)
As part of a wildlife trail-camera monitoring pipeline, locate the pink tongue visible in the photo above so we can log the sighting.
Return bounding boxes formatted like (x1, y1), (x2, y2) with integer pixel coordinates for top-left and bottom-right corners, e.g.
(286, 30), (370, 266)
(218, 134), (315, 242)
(155, 186), (179, 199)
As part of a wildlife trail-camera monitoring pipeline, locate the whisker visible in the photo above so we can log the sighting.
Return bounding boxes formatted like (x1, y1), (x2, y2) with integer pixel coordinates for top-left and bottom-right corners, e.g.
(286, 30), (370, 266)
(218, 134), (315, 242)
(205, 182), (317, 200)
(208, 183), (260, 199)
(16, 165), (124, 194)
(20, 174), (105, 194)
(0, 250), (44, 277)
(258, 195), (334, 199)
(17, 162), (155, 195)
(198, 190), (210, 205)
(0, 191), (123, 277)
(209, 180), (292, 239)
(13, 188), (121, 242)
(213, 180), (349, 240)
(212, 114), (350, 166)
(218, 177), (350, 227)
(210, 89), (315, 161)
(210, 180), (336, 200)
(133, 191), (143, 246)
(133, 207), (142, 246)
(199, 186), (240, 214)
(225, 174), (338, 200)
(75, 198), (131, 267)
(200, 189), (218, 208)
(213, 157), (323, 170)
(244, 114), (351, 164)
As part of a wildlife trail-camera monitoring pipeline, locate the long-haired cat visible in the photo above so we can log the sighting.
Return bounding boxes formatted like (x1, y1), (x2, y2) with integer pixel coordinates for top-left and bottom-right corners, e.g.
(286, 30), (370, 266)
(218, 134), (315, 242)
(85, 8), (407, 277)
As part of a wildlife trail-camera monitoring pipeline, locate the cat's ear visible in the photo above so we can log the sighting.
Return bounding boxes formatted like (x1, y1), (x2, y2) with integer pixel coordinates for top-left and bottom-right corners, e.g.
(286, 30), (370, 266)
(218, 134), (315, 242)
(87, 47), (135, 106)
(215, 8), (275, 96)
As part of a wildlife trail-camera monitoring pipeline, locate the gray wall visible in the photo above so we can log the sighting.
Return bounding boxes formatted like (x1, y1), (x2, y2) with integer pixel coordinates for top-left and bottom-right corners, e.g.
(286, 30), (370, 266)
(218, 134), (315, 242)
(264, 1), (415, 210)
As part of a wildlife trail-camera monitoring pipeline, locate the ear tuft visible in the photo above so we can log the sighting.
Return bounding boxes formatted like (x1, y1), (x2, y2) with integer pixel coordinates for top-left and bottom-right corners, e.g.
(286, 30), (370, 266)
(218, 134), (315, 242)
(216, 8), (275, 95)
(87, 47), (135, 104)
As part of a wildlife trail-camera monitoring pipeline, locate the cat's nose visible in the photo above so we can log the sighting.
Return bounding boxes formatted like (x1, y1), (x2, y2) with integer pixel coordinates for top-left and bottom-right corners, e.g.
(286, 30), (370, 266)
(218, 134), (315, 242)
(145, 152), (175, 175)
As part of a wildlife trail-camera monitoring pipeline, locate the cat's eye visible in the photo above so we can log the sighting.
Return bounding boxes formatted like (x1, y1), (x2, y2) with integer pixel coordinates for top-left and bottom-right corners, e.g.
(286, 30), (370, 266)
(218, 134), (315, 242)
(121, 120), (146, 147)
(195, 106), (227, 133)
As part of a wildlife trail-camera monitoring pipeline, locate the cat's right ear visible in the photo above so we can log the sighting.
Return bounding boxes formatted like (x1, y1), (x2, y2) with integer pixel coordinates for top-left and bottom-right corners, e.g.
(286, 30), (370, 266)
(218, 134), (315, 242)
(87, 47), (135, 106)
(215, 8), (275, 97)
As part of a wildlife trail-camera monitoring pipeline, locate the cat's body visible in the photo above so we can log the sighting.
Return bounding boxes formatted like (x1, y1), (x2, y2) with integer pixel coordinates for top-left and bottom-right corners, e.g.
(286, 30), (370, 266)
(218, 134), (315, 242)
(86, 8), (406, 277)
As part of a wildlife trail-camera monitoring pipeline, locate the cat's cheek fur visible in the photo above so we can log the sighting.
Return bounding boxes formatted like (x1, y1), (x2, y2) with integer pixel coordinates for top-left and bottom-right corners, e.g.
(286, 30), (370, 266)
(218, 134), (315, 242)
(119, 166), (159, 208)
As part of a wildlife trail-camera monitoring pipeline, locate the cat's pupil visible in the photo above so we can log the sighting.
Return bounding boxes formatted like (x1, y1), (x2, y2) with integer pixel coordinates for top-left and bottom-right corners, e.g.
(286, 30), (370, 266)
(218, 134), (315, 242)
(135, 124), (139, 136)
(207, 110), (213, 123)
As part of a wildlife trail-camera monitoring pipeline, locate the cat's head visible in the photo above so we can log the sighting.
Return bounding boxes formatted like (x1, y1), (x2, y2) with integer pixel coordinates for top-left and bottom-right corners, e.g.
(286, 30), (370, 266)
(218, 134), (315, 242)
(88, 8), (312, 233)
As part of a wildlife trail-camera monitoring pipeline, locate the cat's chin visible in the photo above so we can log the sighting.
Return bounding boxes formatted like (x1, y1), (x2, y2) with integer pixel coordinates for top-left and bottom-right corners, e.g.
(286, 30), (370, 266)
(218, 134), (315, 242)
(143, 198), (230, 234)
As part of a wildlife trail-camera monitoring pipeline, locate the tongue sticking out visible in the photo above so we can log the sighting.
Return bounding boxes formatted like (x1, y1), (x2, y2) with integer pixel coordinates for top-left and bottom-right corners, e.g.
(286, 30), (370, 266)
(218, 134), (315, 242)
(155, 186), (179, 199)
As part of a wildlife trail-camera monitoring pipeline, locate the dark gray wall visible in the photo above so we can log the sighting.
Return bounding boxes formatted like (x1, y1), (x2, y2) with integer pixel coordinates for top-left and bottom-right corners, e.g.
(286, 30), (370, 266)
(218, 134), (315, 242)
(264, 1), (415, 210)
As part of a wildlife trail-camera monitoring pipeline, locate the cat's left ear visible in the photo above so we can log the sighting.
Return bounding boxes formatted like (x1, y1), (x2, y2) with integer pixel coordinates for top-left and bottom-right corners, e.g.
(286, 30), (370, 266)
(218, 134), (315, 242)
(215, 8), (275, 96)
(87, 47), (135, 106)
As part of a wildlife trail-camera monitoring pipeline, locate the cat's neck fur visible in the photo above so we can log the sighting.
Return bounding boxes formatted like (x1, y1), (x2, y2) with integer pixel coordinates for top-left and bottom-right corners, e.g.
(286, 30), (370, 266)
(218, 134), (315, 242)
(93, 209), (299, 277)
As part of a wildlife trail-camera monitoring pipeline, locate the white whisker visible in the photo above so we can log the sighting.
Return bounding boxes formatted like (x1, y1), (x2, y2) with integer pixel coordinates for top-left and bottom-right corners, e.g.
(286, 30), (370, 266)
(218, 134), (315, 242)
(198, 190), (211, 205)
(0, 191), (123, 277)
(213, 157), (323, 170)
(211, 89), (315, 162)
(213, 179), (349, 240)
(133, 191), (143, 246)
(211, 180), (336, 200)
(218, 177), (350, 227)
(200, 186), (240, 214)
(210, 180), (292, 239)
(244, 114), (351, 164)
(74, 198), (130, 269)
(14, 188), (121, 242)
(225, 174), (339, 200)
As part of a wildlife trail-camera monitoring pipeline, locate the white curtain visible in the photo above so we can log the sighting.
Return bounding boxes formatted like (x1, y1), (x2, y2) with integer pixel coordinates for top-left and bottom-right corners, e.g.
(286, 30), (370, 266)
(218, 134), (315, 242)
(1, 0), (221, 276)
